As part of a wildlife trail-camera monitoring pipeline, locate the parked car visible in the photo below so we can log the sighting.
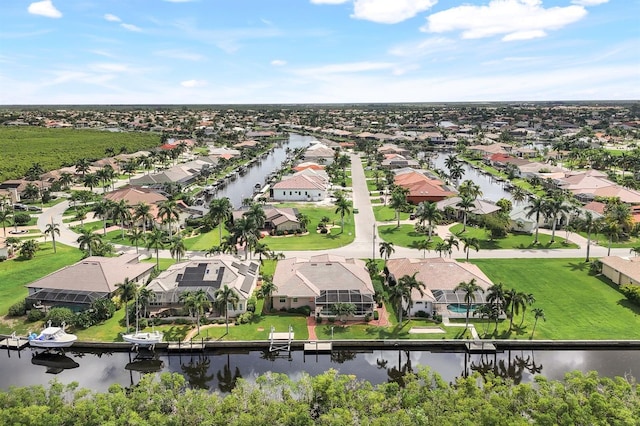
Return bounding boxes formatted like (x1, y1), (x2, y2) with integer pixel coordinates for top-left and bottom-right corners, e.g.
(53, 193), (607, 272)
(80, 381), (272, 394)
(13, 204), (28, 211)
(27, 205), (42, 212)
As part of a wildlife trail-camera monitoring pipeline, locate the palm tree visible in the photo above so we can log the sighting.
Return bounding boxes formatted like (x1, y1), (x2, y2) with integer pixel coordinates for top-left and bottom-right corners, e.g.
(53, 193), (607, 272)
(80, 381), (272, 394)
(486, 283), (506, 334)
(460, 236), (480, 261)
(207, 197), (233, 243)
(581, 211), (596, 262)
(296, 213), (310, 231)
(117, 277), (138, 333)
(456, 196), (475, 232)
(0, 209), (11, 237)
(510, 186), (527, 206)
(215, 285), (239, 334)
(259, 276), (277, 312)
(415, 201), (441, 240)
(253, 241), (270, 263)
(245, 203), (266, 230)
(458, 180), (482, 200)
(44, 221), (60, 253)
(601, 219), (620, 256)
(398, 273), (425, 319)
(232, 216), (259, 260)
(132, 202), (154, 234)
(389, 188), (408, 228)
(145, 229), (166, 270)
(137, 287), (154, 319)
(186, 289), (211, 336)
(544, 196), (570, 243)
(58, 172), (74, 190)
(158, 199), (180, 236)
(169, 236), (186, 262)
(504, 289), (526, 332)
(386, 281), (408, 323)
(379, 241), (395, 260)
(530, 308), (545, 339)
(76, 229), (102, 257)
(443, 234), (459, 258)
(331, 302), (357, 323)
(435, 241), (448, 257)
(444, 154), (459, 171)
(449, 163), (465, 185)
(453, 278), (484, 331)
(83, 173), (99, 192)
(519, 293), (536, 327)
(525, 197), (546, 245)
(75, 158), (91, 177)
(93, 199), (114, 235)
(111, 200), (131, 239)
(630, 246), (640, 257)
(415, 239), (432, 258)
(126, 228), (145, 254)
(365, 258), (379, 279)
(334, 194), (352, 233)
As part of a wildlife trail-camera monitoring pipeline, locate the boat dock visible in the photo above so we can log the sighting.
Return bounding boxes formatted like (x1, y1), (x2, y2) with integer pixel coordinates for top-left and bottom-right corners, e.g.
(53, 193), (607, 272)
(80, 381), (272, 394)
(303, 341), (332, 353)
(465, 341), (497, 354)
(269, 325), (294, 352)
(0, 333), (29, 350)
(167, 340), (205, 352)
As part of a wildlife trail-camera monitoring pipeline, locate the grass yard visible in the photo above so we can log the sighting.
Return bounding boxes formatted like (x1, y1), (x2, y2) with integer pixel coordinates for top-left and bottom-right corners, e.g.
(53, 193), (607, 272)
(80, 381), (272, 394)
(183, 227), (229, 251)
(192, 314), (308, 341)
(373, 205), (411, 222)
(0, 243), (84, 334)
(314, 319), (468, 340)
(575, 231), (640, 249)
(450, 224), (578, 250)
(262, 204), (355, 250)
(470, 258), (640, 340)
(378, 224), (443, 249)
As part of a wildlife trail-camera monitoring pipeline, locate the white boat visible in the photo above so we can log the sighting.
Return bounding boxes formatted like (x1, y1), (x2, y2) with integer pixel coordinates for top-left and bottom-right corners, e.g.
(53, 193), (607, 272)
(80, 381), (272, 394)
(28, 323), (77, 349)
(122, 330), (163, 346)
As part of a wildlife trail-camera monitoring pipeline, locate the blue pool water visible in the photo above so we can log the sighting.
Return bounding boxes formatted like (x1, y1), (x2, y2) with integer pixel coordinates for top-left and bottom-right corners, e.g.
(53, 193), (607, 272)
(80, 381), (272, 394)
(447, 303), (479, 313)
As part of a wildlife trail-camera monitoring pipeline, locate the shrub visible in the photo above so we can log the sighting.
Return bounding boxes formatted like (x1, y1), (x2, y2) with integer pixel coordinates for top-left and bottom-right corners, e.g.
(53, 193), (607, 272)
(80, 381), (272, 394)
(320, 228), (328, 234)
(589, 260), (602, 275)
(45, 307), (75, 327)
(8, 300), (27, 317)
(433, 314), (443, 324)
(621, 285), (640, 306)
(373, 311), (379, 321)
(236, 311), (253, 324)
(415, 310), (430, 318)
(27, 309), (45, 322)
(328, 317), (336, 324)
(13, 213), (31, 226)
(315, 316), (323, 324)
(364, 313), (371, 322)
(287, 305), (312, 316)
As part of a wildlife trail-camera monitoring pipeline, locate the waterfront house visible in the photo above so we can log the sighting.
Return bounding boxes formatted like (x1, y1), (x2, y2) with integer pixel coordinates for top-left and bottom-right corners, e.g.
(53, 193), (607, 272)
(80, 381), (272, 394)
(271, 169), (328, 202)
(25, 253), (154, 311)
(272, 255), (375, 317)
(393, 169), (456, 204)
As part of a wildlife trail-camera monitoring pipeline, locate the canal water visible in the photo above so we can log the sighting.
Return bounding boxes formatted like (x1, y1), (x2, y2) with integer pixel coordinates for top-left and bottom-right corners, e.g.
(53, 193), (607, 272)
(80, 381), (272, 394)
(213, 134), (314, 208)
(1, 347), (638, 393)
(429, 153), (512, 202)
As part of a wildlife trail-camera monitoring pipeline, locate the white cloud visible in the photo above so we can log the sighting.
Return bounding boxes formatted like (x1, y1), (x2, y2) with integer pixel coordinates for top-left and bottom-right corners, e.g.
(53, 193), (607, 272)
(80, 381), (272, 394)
(423, 0), (587, 41)
(310, 0), (350, 4)
(389, 37), (455, 57)
(180, 79), (207, 88)
(271, 59), (287, 66)
(27, 1), (62, 19)
(154, 50), (205, 61)
(571, 0), (609, 5)
(352, 0), (438, 24)
(104, 14), (121, 23)
(120, 23), (143, 32)
(89, 63), (130, 73)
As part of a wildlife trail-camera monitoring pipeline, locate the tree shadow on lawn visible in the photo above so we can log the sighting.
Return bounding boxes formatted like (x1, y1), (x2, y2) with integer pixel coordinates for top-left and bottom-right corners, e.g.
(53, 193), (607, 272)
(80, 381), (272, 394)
(565, 261), (589, 272)
(364, 321), (412, 339)
(162, 325), (191, 342)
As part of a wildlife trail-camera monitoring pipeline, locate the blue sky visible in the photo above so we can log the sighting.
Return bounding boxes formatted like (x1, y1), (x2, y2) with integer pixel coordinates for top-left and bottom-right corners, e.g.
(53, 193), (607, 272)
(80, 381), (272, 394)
(0, 0), (638, 104)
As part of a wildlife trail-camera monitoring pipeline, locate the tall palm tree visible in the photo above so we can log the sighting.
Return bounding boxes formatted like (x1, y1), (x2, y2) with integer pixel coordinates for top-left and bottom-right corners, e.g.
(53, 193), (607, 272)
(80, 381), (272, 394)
(581, 211), (596, 262)
(435, 241), (448, 257)
(158, 199), (180, 236)
(486, 283), (506, 334)
(145, 228), (166, 270)
(58, 172), (74, 190)
(525, 197), (546, 245)
(76, 229), (102, 257)
(215, 285), (239, 334)
(458, 180), (482, 200)
(379, 241), (395, 260)
(169, 236), (186, 262)
(331, 302), (357, 323)
(456, 196), (475, 232)
(207, 197), (233, 243)
(519, 293), (536, 327)
(443, 234), (459, 258)
(504, 289), (526, 332)
(125, 228), (144, 253)
(449, 163), (465, 185)
(183, 289), (211, 336)
(245, 203), (266, 230)
(253, 241), (270, 263)
(44, 221), (60, 253)
(334, 194), (352, 233)
(0, 209), (11, 237)
(398, 273), (425, 319)
(137, 287), (154, 319)
(133, 202), (154, 233)
(601, 219), (620, 256)
(510, 186), (527, 206)
(530, 308), (545, 340)
(460, 236), (480, 262)
(415, 201), (441, 240)
(83, 173), (99, 192)
(389, 188), (408, 228)
(75, 158), (91, 177)
(415, 239), (432, 258)
(454, 278), (484, 331)
(544, 196), (570, 243)
(386, 281), (408, 323)
(259, 276), (277, 313)
(232, 216), (259, 260)
(117, 277), (138, 333)
(93, 199), (115, 235)
(111, 200), (131, 239)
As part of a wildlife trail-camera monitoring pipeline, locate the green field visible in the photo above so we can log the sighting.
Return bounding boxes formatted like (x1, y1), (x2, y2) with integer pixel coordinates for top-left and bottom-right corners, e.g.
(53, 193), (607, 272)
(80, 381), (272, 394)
(450, 224), (578, 249)
(373, 205), (411, 222)
(470, 258), (640, 340)
(378, 224), (443, 249)
(192, 314), (309, 341)
(0, 127), (160, 182)
(575, 231), (640, 249)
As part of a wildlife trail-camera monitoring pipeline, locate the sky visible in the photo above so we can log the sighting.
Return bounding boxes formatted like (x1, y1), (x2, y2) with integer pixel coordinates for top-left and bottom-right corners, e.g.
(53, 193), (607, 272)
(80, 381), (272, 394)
(0, 0), (638, 104)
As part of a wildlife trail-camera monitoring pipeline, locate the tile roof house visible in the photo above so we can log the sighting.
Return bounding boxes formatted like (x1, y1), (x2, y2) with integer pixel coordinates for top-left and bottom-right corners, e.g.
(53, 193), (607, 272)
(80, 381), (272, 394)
(25, 254), (154, 310)
(384, 257), (494, 317)
(272, 255), (375, 317)
(393, 170), (456, 203)
(104, 186), (168, 227)
(145, 256), (260, 317)
(232, 207), (301, 232)
(600, 256), (640, 286)
(271, 169), (328, 202)
(303, 143), (336, 165)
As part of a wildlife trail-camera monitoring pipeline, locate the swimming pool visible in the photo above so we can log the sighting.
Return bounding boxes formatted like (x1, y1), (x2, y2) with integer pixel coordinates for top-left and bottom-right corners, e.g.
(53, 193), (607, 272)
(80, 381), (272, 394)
(447, 303), (479, 314)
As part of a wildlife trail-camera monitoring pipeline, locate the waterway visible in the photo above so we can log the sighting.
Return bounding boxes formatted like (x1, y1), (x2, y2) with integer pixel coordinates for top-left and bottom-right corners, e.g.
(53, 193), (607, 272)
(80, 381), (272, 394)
(1, 347), (638, 393)
(212, 134), (314, 208)
(428, 152), (512, 202)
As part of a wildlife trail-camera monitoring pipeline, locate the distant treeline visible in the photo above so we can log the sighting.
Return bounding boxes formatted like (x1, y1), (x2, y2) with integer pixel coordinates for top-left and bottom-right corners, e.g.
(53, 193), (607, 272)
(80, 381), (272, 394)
(0, 370), (637, 425)
(0, 127), (160, 182)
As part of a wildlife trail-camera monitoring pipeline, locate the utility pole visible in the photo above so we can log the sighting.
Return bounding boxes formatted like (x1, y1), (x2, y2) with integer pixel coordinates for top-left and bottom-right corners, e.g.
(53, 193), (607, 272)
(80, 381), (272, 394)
(372, 223), (376, 260)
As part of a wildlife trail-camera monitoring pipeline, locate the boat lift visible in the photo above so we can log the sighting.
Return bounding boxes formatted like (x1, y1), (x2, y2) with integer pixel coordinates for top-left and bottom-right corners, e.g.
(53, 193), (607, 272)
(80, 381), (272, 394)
(269, 325), (294, 352)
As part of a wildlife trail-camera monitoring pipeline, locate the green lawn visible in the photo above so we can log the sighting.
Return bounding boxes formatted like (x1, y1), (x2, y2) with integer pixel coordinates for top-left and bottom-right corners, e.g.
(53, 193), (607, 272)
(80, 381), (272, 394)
(314, 319), (468, 340)
(470, 258), (640, 340)
(449, 224), (578, 250)
(373, 205), (411, 222)
(192, 314), (309, 341)
(262, 204), (355, 250)
(378, 224), (443, 249)
(575, 231), (640, 249)
(0, 243), (84, 334)
(183, 227), (230, 251)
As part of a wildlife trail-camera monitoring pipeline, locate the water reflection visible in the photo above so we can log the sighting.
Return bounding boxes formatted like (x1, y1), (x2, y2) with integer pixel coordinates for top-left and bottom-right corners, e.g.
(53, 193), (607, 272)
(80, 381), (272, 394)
(31, 351), (79, 375)
(1, 348), (638, 393)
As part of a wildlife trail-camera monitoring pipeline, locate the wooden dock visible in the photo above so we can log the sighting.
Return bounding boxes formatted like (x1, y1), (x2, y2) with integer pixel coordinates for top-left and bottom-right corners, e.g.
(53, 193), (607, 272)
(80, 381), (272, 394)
(0, 335), (29, 350)
(167, 341), (205, 352)
(304, 341), (332, 353)
(466, 341), (497, 354)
